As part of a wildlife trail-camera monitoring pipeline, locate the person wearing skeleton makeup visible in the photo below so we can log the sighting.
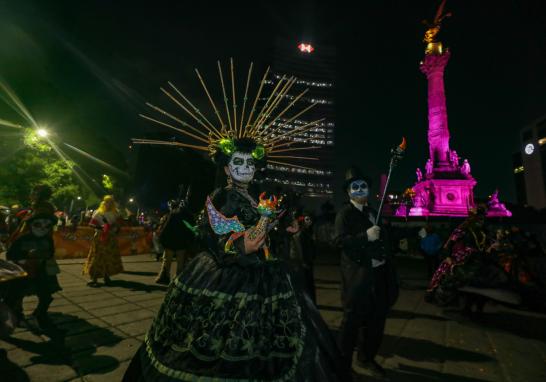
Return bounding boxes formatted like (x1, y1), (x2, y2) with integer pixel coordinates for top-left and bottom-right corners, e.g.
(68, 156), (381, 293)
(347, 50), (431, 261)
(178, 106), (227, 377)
(4, 206), (61, 330)
(335, 166), (399, 378)
(6, 184), (55, 248)
(124, 137), (345, 381)
(124, 62), (347, 381)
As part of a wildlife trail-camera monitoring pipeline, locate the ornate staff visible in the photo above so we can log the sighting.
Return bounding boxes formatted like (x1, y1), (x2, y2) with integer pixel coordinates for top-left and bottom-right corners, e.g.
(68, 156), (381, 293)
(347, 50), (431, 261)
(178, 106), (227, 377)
(375, 137), (407, 225)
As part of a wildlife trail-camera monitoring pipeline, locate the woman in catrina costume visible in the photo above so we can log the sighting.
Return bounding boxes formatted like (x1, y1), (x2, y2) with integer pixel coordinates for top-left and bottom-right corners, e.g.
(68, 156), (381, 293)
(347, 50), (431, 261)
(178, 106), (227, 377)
(123, 61), (346, 381)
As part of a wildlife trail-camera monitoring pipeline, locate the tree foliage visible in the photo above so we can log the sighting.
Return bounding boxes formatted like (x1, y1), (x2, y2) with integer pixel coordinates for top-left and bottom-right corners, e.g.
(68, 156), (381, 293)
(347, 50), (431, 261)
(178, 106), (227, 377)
(0, 130), (88, 208)
(102, 174), (114, 192)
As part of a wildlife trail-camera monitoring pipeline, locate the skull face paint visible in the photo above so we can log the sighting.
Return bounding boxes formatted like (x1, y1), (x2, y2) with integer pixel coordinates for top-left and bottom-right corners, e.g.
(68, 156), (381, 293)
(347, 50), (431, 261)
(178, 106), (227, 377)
(227, 152), (256, 184)
(30, 218), (53, 237)
(348, 180), (369, 198)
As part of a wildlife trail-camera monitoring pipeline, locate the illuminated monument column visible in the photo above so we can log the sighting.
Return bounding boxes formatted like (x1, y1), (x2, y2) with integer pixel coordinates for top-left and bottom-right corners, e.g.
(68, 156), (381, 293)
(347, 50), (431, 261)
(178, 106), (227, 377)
(397, 0), (510, 218)
(408, 41), (477, 216)
(421, 51), (451, 168)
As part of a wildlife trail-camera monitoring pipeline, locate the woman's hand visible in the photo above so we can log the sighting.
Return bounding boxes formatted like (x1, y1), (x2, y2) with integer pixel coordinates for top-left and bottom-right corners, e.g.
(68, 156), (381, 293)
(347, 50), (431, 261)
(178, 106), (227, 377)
(286, 220), (300, 234)
(243, 230), (265, 254)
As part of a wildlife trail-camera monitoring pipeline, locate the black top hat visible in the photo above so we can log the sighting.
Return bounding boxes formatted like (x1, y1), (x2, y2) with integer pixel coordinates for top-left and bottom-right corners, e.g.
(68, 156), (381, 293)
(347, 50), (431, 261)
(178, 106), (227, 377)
(343, 166), (372, 192)
(27, 212), (58, 225)
(24, 201), (58, 225)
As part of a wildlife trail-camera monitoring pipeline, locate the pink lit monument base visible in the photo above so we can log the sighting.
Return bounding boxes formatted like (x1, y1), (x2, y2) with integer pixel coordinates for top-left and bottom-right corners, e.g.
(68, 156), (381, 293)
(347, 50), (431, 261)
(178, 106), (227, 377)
(409, 178), (477, 217)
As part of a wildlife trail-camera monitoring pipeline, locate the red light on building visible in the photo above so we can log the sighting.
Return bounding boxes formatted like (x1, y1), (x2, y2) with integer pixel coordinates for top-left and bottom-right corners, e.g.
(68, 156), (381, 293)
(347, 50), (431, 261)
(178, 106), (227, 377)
(298, 43), (314, 53)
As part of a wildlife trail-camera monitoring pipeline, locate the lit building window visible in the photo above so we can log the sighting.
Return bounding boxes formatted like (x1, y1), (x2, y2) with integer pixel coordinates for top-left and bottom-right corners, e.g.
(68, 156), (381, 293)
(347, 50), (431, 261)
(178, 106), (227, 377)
(273, 74), (333, 88)
(262, 44), (335, 197)
(270, 94), (333, 105)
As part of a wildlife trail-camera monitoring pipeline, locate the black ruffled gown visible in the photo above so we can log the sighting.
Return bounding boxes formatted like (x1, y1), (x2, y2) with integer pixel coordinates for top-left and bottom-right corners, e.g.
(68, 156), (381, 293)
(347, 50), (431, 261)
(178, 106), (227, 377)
(124, 187), (343, 381)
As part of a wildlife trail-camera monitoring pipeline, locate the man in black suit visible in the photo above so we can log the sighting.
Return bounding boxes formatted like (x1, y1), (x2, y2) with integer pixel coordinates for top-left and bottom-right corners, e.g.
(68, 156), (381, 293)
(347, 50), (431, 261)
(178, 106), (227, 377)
(335, 166), (398, 378)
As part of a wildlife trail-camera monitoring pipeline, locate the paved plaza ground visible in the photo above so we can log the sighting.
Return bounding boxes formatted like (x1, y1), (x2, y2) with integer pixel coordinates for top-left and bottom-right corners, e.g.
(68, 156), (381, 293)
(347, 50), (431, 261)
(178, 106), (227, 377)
(1, 253), (545, 381)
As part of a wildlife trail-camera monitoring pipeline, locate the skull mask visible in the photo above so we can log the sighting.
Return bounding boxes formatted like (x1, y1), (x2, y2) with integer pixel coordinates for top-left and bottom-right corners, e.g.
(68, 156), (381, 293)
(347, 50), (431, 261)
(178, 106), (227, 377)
(168, 199), (184, 213)
(348, 179), (369, 199)
(226, 152), (256, 184)
(30, 218), (53, 238)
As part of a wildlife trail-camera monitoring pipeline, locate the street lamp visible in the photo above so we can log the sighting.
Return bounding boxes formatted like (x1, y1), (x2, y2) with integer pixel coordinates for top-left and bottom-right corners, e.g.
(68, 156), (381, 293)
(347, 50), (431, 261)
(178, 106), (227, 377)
(77, 196), (82, 200)
(36, 128), (49, 138)
(129, 198), (134, 203)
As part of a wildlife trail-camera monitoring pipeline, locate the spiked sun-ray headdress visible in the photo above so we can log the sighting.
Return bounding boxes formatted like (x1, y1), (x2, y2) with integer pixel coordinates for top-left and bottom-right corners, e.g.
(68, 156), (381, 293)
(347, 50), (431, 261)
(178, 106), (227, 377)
(132, 59), (322, 171)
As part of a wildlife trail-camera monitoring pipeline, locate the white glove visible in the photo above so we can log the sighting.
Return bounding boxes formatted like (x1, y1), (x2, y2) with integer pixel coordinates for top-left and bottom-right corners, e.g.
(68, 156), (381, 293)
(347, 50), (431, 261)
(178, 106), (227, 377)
(366, 225), (381, 242)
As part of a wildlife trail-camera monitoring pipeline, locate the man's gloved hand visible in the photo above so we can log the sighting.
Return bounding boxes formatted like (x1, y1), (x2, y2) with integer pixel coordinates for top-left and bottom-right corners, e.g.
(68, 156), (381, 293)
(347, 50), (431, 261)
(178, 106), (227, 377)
(366, 225), (381, 242)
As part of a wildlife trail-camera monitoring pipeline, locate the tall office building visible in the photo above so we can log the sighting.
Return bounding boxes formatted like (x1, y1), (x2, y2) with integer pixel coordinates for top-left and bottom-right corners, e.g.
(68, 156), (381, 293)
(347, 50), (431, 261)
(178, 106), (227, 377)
(262, 39), (336, 200)
(515, 114), (546, 209)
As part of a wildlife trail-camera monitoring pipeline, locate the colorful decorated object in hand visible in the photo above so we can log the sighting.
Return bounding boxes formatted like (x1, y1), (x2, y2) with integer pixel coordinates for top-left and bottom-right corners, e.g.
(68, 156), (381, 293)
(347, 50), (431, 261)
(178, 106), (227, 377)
(205, 193), (279, 260)
(256, 192), (279, 218)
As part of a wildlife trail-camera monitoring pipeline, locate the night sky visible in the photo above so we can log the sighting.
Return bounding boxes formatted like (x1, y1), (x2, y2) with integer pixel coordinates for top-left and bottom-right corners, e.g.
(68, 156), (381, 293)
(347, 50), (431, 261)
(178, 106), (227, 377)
(1, 0), (545, 205)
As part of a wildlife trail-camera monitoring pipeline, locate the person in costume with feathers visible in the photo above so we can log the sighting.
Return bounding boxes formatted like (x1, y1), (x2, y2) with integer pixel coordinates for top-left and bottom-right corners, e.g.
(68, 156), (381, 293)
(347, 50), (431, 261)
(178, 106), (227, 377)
(123, 61), (346, 381)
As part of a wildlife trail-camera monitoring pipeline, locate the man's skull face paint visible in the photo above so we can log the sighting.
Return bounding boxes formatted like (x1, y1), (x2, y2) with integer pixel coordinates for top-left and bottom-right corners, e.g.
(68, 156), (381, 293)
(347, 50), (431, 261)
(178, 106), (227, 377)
(348, 180), (369, 198)
(30, 218), (53, 237)
(227, 152), (256, 183)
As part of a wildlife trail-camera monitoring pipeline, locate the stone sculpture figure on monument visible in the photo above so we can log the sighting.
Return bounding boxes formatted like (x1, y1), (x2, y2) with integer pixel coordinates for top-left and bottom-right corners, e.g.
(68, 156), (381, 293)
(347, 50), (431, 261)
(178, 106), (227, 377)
(409, 186), (431, 216)
(490, 190), (500, 205)
(421, 187), (431, 207)
(416, 168), (423, 182)
(412, 194), (424, 208)
(425, 159), (434, 178)
(450, 150), (459, 168)
(486, 189), (512, 217)
(461, 159), (471, 178)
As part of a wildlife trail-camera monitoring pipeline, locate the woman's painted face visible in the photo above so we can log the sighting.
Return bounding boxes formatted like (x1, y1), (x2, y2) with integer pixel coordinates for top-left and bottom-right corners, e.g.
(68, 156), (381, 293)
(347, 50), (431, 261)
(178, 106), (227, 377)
(30, 218), (53, 237)
(226, 152), (256, 183)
